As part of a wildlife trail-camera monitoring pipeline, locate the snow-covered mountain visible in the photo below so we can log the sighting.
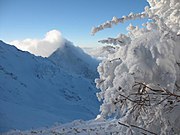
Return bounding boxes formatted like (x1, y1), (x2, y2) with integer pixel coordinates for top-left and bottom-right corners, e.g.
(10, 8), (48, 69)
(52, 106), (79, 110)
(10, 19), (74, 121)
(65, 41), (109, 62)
(49, 41), (99, 80)
(0, 40), (100, 132)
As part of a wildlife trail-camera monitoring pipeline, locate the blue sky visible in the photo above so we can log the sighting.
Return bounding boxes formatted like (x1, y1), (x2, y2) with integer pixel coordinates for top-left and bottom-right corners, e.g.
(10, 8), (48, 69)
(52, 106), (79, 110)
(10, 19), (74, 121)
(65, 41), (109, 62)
(0, 0), (149, 47)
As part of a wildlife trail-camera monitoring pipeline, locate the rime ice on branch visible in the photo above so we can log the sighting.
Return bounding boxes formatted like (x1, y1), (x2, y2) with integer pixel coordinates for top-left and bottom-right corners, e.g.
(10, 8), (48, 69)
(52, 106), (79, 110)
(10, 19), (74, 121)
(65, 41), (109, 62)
(91, 13), (147, 36)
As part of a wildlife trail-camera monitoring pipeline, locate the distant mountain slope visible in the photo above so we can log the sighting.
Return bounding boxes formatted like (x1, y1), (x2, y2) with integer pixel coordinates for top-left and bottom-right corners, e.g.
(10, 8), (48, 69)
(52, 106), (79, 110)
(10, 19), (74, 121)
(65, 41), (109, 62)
(0, 41), (100, 132)
(49, 41), (99, 80)
(82, 46), (118, 60)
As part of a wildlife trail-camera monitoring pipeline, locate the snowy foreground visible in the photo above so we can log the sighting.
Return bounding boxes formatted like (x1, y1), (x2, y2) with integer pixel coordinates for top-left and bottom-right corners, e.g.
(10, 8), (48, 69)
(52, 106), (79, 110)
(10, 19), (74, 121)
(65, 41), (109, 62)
(2, 119), (140, 135)
(3, 106), (180, 135)
(2, 119), (114, 135)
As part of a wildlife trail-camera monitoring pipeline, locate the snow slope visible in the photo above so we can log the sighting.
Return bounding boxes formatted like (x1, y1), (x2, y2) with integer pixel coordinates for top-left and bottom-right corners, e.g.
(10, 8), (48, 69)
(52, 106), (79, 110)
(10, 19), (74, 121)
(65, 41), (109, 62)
(0, 40), (100, 132)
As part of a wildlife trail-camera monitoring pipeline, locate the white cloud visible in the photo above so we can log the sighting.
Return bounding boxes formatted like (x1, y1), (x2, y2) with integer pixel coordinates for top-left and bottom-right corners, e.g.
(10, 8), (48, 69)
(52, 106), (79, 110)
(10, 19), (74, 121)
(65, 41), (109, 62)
(10, 30), (65, 57)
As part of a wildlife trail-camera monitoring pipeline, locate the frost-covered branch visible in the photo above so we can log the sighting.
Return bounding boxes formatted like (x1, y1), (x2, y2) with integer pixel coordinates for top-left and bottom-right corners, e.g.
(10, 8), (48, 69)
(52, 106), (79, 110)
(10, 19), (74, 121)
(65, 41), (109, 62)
(91, 12), (147, 35)
(98, 34), (131, 46)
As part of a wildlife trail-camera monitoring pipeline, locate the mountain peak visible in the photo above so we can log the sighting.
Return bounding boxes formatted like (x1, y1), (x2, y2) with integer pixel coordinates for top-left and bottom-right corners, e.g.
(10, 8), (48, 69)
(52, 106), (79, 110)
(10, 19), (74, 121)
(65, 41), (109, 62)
(49, 40), (99, 80)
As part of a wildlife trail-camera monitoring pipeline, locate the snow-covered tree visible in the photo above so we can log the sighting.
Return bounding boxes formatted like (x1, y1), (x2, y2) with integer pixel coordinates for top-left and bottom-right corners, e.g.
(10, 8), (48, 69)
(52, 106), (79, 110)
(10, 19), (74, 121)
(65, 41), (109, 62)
(92, 0), (180, 134)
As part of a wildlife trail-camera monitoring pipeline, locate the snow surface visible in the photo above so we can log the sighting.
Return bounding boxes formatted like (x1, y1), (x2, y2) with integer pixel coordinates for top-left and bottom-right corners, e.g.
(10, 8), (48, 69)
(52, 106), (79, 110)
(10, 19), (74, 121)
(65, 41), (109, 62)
(0, 40), (100, 132)
(2, 119), (117, 135)
(3, 105), (180, 135)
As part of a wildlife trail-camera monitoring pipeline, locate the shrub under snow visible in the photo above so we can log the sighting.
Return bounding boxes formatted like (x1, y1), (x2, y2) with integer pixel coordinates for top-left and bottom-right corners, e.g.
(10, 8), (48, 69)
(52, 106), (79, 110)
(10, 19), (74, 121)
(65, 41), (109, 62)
(93, 0), (180, 134)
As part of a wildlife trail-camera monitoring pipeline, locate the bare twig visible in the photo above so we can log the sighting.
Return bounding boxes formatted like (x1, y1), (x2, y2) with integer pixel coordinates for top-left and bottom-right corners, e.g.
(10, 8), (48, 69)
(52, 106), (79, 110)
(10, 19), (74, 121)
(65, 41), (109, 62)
(117, 82), (180, 117)
(134, 82), (180, 97)
(109, 57), (121, 62)
(118, 122), (158, 135)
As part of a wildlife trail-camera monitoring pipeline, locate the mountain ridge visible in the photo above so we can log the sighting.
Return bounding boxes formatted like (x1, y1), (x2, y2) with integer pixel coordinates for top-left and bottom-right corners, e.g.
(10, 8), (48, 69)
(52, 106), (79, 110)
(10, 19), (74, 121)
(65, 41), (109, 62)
(0, 40), (100, 132)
